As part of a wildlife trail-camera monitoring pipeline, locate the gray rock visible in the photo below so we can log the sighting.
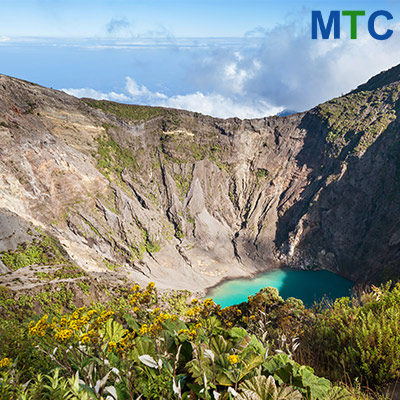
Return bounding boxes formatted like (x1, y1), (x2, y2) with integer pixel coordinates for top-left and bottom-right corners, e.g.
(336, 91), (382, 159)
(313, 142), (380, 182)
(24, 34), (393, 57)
(0, 67), (400, 291)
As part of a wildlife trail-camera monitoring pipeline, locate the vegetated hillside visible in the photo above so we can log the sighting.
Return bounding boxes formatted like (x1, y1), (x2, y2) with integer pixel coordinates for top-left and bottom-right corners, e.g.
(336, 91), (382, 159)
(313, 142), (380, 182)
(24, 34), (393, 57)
(2, 279), (400, 399)
(1, 65), (400, 296)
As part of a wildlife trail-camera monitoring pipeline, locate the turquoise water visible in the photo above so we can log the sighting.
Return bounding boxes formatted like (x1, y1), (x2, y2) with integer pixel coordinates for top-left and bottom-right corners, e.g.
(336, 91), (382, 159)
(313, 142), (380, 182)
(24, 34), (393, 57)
(208, 269), (354, 308)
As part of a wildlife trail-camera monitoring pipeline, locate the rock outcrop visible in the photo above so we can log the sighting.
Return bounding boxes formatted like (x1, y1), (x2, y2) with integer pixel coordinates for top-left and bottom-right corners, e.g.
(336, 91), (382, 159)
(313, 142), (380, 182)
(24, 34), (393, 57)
(1, 65), (400, 291)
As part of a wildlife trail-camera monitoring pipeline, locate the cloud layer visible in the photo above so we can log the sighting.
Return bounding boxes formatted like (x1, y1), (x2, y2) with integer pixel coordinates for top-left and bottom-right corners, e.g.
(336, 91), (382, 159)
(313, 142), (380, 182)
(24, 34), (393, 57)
(63, 76), (283, 119)
(62, 21), (400, 119)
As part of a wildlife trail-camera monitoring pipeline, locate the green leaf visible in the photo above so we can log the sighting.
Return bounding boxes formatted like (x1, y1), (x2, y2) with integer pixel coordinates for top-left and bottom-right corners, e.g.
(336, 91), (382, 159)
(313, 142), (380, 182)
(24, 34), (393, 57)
(300, 367), (331, 400)
(240, 353), (264, 380)
(237, 375), (302, 400)
(216, 370), (235, 386)
(132, 336), (156, 362)
(186, 359), (213, 385)
(105, 319), (125, 342)
(229, 327), (248, 341)
(123, 313), (139, 330)
(211, 335), (231, 355)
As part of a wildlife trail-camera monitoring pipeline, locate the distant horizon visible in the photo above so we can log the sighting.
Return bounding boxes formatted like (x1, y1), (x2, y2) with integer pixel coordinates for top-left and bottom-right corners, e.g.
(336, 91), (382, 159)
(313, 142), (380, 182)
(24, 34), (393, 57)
(1, 1), (400, 118)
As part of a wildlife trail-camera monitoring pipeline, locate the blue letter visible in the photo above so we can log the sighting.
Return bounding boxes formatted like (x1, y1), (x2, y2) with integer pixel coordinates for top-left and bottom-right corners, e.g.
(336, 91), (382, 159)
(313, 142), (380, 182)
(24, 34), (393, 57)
(368, 10), (393, 40)
(312, 11), (340, 39)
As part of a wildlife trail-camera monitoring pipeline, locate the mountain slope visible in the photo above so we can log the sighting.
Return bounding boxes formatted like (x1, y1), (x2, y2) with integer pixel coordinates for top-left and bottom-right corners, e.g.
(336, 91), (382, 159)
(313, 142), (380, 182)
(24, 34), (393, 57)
(1, 68), (400, 293)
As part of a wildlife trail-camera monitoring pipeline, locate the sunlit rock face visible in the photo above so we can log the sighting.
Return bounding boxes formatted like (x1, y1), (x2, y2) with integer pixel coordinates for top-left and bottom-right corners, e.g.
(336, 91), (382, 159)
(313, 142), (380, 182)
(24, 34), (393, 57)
(1, 65), (400, 291)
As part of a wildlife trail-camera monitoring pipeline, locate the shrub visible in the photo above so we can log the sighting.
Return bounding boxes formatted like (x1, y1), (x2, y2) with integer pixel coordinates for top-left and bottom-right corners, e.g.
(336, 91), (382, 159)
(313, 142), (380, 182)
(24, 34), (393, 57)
(300, 282), (400, 387)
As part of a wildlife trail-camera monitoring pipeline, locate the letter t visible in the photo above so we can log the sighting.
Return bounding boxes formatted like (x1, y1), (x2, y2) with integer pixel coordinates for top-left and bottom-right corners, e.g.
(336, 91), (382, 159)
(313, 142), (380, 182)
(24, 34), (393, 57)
(342, 10), (366, 39)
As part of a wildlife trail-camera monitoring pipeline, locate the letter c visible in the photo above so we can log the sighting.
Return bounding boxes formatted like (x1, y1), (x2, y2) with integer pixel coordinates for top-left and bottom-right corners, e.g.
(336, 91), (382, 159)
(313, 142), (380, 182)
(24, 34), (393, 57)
(368, 10), (393, 40)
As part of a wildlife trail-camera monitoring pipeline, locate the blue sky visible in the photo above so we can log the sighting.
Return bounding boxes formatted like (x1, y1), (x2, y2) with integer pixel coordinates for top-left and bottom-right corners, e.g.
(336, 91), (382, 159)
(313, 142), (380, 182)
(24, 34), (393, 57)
(1, 0), (398, 37)
(1, 1), (400, 118)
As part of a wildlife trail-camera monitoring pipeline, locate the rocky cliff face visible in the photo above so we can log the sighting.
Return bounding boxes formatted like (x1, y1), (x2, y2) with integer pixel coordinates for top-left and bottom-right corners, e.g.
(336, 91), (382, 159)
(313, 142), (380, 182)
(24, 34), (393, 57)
(1, 66), (400, 292)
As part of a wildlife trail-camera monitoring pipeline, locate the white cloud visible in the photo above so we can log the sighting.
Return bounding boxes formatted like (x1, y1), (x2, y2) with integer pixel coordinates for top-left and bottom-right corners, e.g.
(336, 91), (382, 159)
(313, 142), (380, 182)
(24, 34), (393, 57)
(189, 22), (400, 112)
(62, 87), (130, 102)
(158, 92), (283, 119)
(62, 21), (400, 118)
(125, 77), (167, 100)
(62, 76), (282, 119)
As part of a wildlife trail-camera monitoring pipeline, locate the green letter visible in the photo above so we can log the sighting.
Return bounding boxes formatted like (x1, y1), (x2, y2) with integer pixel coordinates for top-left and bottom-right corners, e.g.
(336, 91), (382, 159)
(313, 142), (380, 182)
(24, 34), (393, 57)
(342, 10), (366, 39)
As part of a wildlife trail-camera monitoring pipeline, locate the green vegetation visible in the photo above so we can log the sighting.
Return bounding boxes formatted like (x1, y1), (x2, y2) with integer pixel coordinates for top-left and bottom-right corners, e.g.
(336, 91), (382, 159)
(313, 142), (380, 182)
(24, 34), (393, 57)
(175, 223), (185, 239)
(159, 130), (232, 171)
(299, 282), (400, 387)
(34, 265), (86, 281)
(209, 144), (233, 172)
(209, 144), (222, 161)
(77, 281), (90, 295)
(255, 168), (269, 182)
(318, 86), (399, 158)
(103, 258), (122, 271)
(82, 218), (101, 237)
(160, 132), (209, 164)
(0, 234), (70, 271)
(128, 222), (161, 260)
(173, 173), (191, 200)
(0, 280), (398, 398)
(84, 99), (173, 122)
(96, 133), (139, 182)
(146, 241), (161, 253)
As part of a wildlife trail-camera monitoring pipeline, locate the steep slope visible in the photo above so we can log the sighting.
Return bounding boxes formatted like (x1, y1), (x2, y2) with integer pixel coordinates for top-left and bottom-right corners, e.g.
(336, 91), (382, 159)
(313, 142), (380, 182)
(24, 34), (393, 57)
(1, 67), (400, 293)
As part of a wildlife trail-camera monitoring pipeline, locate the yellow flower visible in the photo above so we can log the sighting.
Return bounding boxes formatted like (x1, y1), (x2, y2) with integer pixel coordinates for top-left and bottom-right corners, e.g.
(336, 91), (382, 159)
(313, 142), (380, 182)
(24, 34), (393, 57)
(96, 310), (114, 324)
(203, 298), (214, 307)
(186, 309), (195, 317)
(250, 315), (256, 321)
(179, 328), (197, 340)
(71, 310), (80, 320)
(149, 323), (162, 337)
(80, 334), (91, 344)
(28, 315), (50, 336)
(131, 284), (141, 292)
(139, 324), (148, 335)
(69, 322), (79, 330)
(108, 341), (117, 351)
(54, 329), (73, 342)
(0, 358), (11, 368)
(133, 306), (139, 313)
(147, 282), (155, 289)
(228, 354), (239, 365)
(189, 329), (197, 338)
(130, 296), (138, 305)
(151, 308), (161, 315)
(191, 298), (198, 305)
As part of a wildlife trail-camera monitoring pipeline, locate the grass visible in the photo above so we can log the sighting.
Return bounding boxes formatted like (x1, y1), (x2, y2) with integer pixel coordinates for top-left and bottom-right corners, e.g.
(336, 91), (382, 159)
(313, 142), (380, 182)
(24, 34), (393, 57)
(84, 99), (173, 122)
(96, 135), (139, 181)
(0, 234), (70, 271)
(318, 85), (399, 158)
(34, 265), (86, 281)
(173, 173), (191, 200)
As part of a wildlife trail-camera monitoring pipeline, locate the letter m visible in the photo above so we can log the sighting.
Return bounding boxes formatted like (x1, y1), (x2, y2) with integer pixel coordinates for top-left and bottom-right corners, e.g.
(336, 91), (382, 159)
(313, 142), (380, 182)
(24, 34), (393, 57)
(312, 11), (340, 39)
